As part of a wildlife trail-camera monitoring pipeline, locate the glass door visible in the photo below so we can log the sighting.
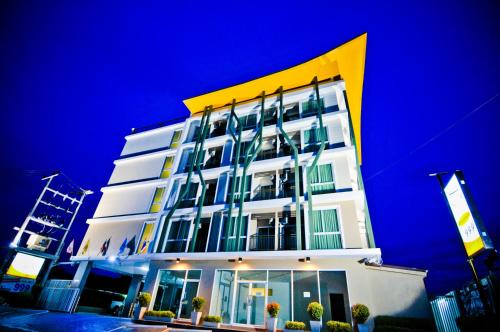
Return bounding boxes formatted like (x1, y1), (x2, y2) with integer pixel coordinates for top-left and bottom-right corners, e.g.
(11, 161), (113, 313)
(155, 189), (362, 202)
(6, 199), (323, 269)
(234, 281), (266, 326)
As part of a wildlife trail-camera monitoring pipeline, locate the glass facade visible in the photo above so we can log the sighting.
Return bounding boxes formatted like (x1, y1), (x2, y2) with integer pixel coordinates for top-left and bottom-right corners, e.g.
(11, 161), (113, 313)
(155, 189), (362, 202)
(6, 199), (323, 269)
(153, 269), (201, 319)
(210, 269), (349, 329)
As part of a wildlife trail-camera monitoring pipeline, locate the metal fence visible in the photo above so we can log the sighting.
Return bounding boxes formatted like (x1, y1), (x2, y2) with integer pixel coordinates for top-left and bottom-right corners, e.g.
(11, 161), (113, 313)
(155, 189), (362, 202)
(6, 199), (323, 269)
(431, 292), (461, 332)
(37, 279), (80, 312)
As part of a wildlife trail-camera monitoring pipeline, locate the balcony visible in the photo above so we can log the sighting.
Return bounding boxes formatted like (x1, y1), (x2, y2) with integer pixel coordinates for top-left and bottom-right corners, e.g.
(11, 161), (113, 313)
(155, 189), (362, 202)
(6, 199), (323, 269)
(164, 239), (187, 253)
(252, 172), (276, 201)
(210, 119), (227, 138)
(248, 232), (297, 251)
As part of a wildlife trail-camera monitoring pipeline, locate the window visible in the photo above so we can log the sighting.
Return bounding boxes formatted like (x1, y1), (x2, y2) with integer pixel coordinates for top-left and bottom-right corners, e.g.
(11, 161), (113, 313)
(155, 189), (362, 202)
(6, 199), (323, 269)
(137, 222), (155, 254)
(301, 97), (325, 117)
(220, 216), (248, 252)
(238, 113), (257, 131)
(308, 164), (335, 194)
(170, 130), (182, 148)
(165, 219), (191, 252)
(178, 182), (199, 208)
(310, 209), (342, 249)
(303, 127), (328, 153)
(153, 270), (201, 319)
(150, 187), (166, 213)
(227, 175), (251, 203)
(160, 156), (174, 178)
(283, 103), (300, 122)
(263, 107), (277, 126)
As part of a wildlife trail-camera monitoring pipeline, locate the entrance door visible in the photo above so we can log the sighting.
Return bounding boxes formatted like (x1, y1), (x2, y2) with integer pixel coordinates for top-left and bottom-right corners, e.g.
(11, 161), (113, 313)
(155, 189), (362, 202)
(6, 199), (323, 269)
(234, 281), (266, 326)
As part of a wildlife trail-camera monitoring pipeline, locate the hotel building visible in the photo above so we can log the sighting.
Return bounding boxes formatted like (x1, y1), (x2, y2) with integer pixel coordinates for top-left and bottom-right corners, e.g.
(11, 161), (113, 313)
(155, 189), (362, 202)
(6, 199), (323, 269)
(71, 34), (431, 329)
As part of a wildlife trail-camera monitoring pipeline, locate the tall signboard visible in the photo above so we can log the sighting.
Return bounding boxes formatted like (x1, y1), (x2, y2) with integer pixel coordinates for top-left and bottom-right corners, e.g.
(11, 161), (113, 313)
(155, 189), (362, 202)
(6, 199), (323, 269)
(443, 171), (494, 257)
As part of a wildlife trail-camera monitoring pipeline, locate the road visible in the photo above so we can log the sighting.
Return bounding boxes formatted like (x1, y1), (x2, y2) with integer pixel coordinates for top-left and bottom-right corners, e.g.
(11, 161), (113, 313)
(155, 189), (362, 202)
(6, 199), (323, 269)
(0, 307), (168, 332)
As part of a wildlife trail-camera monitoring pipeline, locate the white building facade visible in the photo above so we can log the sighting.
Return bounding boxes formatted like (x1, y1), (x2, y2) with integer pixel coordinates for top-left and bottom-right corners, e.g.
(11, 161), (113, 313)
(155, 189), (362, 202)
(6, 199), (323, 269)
(72, 34), (432, 330)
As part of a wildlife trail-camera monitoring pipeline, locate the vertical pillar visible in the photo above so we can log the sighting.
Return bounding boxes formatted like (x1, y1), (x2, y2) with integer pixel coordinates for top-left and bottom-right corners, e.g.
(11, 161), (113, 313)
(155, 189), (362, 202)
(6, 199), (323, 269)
(122, 274), (144, 317)
(71, 261), (92, 291)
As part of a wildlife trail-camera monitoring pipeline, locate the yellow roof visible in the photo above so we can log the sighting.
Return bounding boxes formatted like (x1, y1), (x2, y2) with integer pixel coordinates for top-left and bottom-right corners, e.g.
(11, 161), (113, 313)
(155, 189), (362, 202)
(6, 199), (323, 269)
(183, 33), (367, 162)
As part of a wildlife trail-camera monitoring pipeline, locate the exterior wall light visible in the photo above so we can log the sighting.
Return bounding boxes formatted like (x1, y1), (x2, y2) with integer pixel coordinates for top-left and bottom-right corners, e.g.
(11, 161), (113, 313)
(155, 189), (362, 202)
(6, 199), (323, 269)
(306, 257), (311, 263)
(108, 255), (117, 263)
(238, 257), (243, 264)
(176, 258), (180, 264)
(298, 257), (311, 263)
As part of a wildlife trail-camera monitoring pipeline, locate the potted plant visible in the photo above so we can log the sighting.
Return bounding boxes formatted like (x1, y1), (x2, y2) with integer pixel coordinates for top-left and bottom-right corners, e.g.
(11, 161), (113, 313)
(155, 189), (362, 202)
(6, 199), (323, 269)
(284, 321), (306, 332)
(144, 310), (176, 323)
(307, 301), (323, 332)
(266, 302), (280, 332)
(351, 304), (370, 332)
(134, 292), (151, 320)
(326, 320), (352, 332)
(191, 296), (205, 325)
(203, 315), (222, 328)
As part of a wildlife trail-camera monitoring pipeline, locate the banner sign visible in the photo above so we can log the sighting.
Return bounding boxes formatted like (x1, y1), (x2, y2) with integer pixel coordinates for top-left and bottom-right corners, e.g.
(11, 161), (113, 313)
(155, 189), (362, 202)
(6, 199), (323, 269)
(444, 171), (493, 257)
(0, 275), (35, 293)
(6, 252), (45, 279)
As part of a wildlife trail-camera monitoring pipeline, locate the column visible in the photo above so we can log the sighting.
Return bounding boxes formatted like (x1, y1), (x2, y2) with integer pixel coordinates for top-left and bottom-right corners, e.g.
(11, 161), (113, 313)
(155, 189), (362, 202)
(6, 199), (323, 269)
(71, 261), (92, 291)
(122, 274), (144, 317)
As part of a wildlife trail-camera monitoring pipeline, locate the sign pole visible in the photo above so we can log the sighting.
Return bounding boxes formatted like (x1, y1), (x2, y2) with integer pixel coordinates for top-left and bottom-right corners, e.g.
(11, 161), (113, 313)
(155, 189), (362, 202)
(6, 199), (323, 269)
(431, 171), (492, 315)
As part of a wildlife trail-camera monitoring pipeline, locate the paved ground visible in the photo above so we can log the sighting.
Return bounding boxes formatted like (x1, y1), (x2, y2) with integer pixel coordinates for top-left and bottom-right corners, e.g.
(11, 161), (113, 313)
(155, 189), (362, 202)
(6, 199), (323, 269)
(0, 307), (168, 332)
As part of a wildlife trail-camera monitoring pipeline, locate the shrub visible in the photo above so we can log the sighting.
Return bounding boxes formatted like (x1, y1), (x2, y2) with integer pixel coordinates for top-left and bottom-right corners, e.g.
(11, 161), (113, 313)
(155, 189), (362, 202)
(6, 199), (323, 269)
(285, 321), (306, 330)
(352, 304), (369, 324)
(203, 315), (222, 323)
(307, 301), (323, 321)
(267, 302), (281, 318)
(374, 315), (435, 332)
(138, 292), (151, 307)
(326, 320), (352, 332)
(192, 296), (205, 311)
(145, 310), (175, 318)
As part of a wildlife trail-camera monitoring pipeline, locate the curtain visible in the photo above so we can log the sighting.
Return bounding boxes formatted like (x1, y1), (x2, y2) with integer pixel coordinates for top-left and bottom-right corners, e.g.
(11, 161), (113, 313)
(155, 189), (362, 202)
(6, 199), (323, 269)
(311, 209), (342, 249)
(308, 164), (335, 194)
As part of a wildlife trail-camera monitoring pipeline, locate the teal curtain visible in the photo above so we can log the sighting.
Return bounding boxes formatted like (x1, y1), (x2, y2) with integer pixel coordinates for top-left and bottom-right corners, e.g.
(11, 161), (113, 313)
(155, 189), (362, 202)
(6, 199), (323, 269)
(308, 164), (335, 194)
(223, 216), (248, 251)
(310, 209), (342, 249)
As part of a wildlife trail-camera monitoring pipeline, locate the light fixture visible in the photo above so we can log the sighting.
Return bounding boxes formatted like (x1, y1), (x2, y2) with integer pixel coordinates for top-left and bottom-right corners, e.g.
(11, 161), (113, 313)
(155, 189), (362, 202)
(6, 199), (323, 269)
(299, 257), (311, 263)
(108, 255), (117, 263)
(306, 257), (311, 263)
(238, 257), (243, 264)
(176, 258), (180, 264)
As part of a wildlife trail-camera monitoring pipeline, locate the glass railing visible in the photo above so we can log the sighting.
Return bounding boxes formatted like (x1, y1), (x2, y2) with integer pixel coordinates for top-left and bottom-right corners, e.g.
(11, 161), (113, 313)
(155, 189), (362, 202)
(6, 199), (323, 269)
(249, 234), (275, 251)
(164, 240), (187, 253)
(252, 185), (275, 201)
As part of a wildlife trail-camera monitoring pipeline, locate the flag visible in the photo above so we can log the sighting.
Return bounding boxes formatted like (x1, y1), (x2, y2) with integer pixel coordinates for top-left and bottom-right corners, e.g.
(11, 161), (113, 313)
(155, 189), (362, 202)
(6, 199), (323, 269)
(66, 239), (74, 255)
(100, 237), (111, 256)
(118, 237), (128, 255)
(81, 239), (90, 255)
(126, 236), (136, 255)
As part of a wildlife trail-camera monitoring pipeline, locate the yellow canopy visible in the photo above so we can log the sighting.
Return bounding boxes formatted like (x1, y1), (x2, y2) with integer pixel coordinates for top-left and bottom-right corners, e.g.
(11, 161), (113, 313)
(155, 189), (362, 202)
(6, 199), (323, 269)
(183, 33), (367, 162)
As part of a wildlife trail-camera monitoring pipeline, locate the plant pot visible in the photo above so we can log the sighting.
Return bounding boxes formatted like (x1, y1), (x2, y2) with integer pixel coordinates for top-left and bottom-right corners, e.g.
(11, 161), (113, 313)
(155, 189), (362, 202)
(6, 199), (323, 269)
(203, 321), (221, 328)
(191, 311), (202, 325)
(144, 316), (173, 323)
(357, 323), (369, 332)
(267, 317), (278, 332)
(310, 320), (322, 332)
(284, 329), (304, 332)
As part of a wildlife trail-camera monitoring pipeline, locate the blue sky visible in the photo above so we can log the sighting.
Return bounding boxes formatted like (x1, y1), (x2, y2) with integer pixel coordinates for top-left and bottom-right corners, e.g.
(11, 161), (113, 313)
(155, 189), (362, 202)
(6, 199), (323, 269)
(1, 0), (499, 295)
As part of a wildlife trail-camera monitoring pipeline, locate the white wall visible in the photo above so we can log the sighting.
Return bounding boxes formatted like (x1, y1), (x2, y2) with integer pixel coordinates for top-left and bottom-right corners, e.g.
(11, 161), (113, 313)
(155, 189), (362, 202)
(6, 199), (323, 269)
(121, 127), (176, 156)
(109, 153), (167, 184)
(94, 186), (158, 218)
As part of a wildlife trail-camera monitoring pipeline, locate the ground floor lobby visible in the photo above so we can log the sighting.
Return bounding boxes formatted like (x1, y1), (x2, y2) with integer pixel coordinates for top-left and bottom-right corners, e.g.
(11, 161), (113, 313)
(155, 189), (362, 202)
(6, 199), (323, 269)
(137, 253), (433, 331)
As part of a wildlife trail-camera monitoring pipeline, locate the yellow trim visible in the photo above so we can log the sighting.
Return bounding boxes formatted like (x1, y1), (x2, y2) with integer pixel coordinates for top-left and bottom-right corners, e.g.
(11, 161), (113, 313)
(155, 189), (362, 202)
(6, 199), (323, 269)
(183, 33), (367, 161)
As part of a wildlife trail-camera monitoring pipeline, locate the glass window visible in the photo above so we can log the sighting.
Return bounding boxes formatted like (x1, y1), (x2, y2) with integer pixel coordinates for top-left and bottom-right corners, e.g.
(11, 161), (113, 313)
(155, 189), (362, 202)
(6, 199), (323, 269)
(310, 209), (342, 249)
(211, 270), (236, 324)
(227, 175), (251, 203)
(309, 164), (335, 195)
(153, 270), (186, 313)
(293, 271), (320, 330)
(137, 222), (154, 254)
(268, 271), (292, 328)
(165, 219), (191, 252)
(160, 156), (175, 178)
(220, 216), (248, 252)
(187, 270), (201, 280)
(150, 187), (165, 213)
(238, 270), (267, 281)
(170, 130), (182, 148)
(302, 97), (325, 117)
(153, 270), (200, 319)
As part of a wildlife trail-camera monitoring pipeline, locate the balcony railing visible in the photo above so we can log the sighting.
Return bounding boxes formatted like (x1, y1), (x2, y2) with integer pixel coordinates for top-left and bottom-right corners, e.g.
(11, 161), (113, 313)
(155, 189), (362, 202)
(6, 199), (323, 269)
(164, 239), (187, 253)
(252, 185), (275, 201)
(248, 232), (297, 251)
